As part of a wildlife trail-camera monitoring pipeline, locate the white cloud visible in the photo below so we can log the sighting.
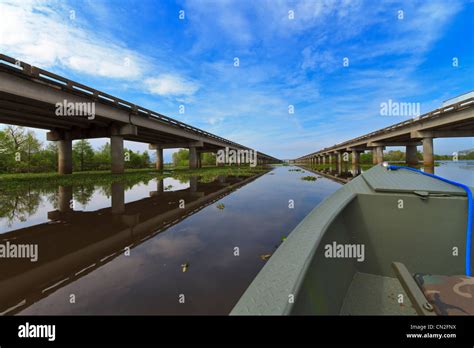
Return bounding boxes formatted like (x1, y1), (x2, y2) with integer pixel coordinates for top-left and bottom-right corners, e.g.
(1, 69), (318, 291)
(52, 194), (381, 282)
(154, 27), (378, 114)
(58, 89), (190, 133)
(0, 0), (144, 79)
(144, 74), (199, 97)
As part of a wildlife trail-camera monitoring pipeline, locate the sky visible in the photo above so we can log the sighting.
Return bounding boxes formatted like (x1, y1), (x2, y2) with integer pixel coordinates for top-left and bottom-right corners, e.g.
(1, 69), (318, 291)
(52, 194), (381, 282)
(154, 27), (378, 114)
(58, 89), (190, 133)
(0, 0), (473, 161)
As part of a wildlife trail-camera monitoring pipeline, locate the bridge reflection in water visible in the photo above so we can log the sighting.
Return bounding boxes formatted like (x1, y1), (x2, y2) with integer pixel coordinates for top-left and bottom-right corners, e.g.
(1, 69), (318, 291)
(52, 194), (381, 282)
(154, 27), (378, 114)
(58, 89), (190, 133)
(302, 162), (362, 184)
(0, 173), (265, 315)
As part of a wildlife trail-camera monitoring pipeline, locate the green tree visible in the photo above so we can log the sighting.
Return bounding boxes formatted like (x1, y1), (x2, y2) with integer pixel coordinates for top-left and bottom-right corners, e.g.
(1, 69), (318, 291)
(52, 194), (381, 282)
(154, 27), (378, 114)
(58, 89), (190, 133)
(0, 126), (42, 173)
(22, 131), (42, 172)
(40, 142), (58, 172)
(142, 151), (151, 167)
(172, 149), (189, 167)
(0, 129), (15, 172)
(201, 152), (216, 166)
(73, 140), (95, 171)
(94, 142), (111, 170)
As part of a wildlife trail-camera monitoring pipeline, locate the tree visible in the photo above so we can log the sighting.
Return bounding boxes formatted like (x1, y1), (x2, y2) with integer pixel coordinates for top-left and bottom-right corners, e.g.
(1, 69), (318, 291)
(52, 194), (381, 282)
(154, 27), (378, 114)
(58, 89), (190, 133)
(0, 129), (15, 172)
(201, 152), (216, 166)
(73, 140), (95, 171)
(40, 142), (58, 172)
(22, 131), (42, 172)
(172, 149), (189, 167)
(0, 126), (41, 172)
(94, 142), (111, 170)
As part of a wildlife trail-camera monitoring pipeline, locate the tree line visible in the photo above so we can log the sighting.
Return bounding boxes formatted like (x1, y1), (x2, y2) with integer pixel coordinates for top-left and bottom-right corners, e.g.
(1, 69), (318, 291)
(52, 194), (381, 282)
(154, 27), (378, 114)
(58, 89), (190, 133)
(0, 126), (151, 173)
(172, 148), (216, 167)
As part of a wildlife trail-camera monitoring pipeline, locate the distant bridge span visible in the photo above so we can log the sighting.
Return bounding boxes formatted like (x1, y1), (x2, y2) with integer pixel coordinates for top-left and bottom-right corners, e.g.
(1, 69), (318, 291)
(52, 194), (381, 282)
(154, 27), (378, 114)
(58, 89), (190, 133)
(0, 54), (280, 174)
(293, 95), (474, 172)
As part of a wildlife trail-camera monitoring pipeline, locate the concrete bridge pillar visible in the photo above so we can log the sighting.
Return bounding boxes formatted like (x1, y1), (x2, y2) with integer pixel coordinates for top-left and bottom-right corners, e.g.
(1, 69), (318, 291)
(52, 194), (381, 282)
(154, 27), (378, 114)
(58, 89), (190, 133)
(423, 137), (434, 171)
(58, 139), (73, 175)
(111, 135), (124, 174)
(406, 145), (418, 166)
(328, 154), (333, 164)
(352, 150), (360, 165)
(196, 151), (202, 168)
(371, 149), (377, 165)
(375, 146), (384, 164)
(189, 147), (198, 169)
(336, 152), (343, 167)
(322, 156), (326, 165)
(155, 147), (163, 170)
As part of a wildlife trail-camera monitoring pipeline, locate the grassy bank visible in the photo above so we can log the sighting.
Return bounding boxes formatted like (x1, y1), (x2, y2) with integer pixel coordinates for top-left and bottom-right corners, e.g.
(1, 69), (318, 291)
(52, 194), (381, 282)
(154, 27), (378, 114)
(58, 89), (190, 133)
(0, 165), (271, 190)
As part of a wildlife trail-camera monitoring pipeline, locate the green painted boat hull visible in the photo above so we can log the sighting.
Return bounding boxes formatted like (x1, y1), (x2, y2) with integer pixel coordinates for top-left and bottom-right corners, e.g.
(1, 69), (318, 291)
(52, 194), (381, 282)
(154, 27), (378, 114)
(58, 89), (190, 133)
(231, 165), (472, 315)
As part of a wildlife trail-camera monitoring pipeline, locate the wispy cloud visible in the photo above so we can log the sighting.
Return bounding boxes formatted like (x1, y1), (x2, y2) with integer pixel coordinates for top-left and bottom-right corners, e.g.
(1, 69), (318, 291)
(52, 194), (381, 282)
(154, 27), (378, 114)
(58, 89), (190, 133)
(145, 74), (199, 97)
(0, 0), (470, 158)
(0, 0), (145, 79)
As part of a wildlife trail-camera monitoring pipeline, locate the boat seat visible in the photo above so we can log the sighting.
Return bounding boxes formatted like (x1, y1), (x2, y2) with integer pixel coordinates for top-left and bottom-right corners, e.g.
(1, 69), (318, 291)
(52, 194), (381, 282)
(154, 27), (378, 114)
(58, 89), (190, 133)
(413, 273), (474, 315)
(392, 262), (474, 315)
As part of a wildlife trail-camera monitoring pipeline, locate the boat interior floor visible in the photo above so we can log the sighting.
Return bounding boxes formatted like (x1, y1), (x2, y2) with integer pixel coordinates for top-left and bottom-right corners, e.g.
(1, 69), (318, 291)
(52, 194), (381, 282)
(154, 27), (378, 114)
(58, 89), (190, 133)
(340, 272), (417, 315)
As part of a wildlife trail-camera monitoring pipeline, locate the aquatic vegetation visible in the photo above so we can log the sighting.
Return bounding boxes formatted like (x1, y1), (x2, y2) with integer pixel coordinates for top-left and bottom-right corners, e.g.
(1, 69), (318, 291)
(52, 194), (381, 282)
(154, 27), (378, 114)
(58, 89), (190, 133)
(216, 203), (225, 210)
(260, 254), (272, 261)
(181, 262), (189, 272)
(0, 165), (269, 191)
(301, 176), (317, 181)
(288, 169), (303, 172)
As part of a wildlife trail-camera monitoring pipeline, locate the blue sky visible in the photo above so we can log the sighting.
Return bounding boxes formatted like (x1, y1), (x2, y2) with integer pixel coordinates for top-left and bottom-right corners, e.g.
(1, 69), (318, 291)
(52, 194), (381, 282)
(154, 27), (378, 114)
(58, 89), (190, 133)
(0, 0), (473, 161)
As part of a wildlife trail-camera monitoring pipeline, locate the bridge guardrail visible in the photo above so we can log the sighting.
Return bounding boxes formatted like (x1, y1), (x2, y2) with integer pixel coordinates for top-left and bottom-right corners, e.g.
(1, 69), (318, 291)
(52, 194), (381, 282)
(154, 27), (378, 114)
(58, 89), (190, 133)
(0, 53), (278, 161)
(297, 95), (474, 159)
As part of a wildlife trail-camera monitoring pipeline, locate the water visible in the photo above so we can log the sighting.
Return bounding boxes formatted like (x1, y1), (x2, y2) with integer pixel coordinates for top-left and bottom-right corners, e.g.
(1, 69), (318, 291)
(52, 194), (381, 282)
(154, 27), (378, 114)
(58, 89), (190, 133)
(307, 160), (474, 187)
(0, 166), (340, 315)
(432, 160), (474, 187)
(1, 161), (471, 315)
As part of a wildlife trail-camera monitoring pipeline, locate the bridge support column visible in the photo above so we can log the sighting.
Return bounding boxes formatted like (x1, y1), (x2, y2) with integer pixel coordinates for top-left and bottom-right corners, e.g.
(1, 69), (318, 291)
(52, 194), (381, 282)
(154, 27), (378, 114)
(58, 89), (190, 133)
(189, 147), (198, 169)
(111, 135), (124, 174)
(375, 146), (384, 164)
(337, 152), (342, 167)
(352, 150), (360, 165)
(371, 149), (377, 165)
(155, 147), (163, 170)
(58, 139), (73, 175)
(423, 137), (434, 171)
(406, 145), (418, 166)
(197, 152), (202, 168)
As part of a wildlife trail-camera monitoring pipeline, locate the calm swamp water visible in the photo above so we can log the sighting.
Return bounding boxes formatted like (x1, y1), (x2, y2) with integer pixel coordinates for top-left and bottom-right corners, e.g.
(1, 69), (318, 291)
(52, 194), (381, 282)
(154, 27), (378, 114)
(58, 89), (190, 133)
(1, 161), (472, 315)
(0, 166), (341, 315)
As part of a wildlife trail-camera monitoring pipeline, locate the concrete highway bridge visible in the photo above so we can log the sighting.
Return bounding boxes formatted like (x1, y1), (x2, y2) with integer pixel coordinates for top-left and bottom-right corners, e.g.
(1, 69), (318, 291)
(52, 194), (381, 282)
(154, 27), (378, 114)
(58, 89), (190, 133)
(0, 54), (280, 174)
(293, 95), (474, 172)
(0, 173), (264, 315)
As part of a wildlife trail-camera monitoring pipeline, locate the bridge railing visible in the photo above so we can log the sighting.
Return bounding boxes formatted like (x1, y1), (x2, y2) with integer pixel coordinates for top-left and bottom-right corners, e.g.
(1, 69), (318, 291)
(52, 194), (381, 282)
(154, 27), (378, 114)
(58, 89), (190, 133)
(298, 96), (474, 159)
(0, 54), (249, 150)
